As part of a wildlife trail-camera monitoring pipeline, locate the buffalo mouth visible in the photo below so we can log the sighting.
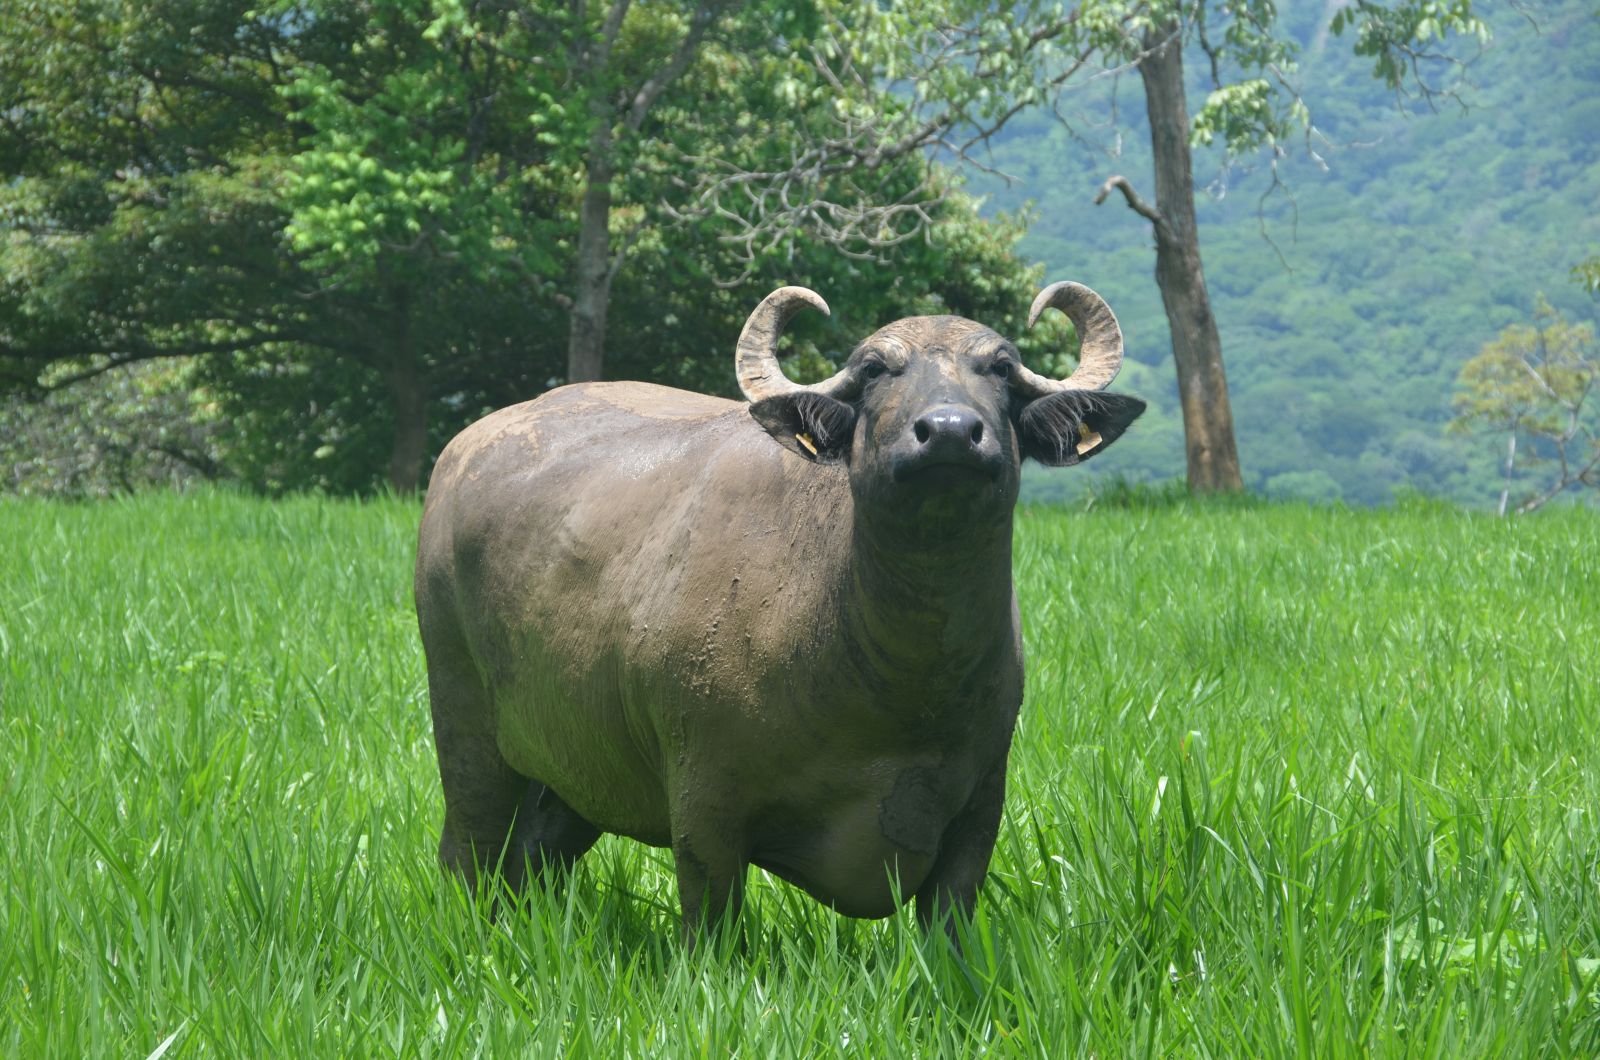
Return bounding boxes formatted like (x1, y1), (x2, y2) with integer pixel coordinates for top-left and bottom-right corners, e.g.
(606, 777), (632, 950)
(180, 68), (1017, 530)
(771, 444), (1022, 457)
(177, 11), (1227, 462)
(891, 452), (1004, 485)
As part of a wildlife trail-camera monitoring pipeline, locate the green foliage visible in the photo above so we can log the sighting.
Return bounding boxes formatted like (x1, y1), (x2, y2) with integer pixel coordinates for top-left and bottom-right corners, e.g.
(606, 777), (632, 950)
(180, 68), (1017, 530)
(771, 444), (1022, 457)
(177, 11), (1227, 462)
(4, 493), (1600, 1053)
(1, 0), (1580, 505)
(0, 361), (226, 496)
(1191, 78), (1279, 151)
(273, 0), (565, 288)
(1576, 254), (1600, 298)
(0, 1), (311, 387)
(1453, 299), (1599, 436)
(1331, 0), (1489, 89)
(0, 0), (398, 490)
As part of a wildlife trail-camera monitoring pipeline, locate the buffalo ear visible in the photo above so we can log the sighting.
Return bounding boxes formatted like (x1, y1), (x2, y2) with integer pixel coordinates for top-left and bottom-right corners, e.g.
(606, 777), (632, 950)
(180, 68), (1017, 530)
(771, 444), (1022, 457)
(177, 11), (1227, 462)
(749, 391), (857, 462)
(1017, 391), (1146, 466)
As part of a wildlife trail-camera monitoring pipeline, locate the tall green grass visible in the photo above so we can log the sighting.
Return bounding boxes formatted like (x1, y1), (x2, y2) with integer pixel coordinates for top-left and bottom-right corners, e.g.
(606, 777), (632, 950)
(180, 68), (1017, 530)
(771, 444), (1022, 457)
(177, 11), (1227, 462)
(2, 491), (1597, 1056)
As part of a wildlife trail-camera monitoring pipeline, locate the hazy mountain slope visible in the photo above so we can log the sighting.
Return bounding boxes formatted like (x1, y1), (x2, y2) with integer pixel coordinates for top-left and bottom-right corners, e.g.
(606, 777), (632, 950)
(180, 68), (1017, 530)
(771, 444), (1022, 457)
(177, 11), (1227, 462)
(974, 2), (1600, 505)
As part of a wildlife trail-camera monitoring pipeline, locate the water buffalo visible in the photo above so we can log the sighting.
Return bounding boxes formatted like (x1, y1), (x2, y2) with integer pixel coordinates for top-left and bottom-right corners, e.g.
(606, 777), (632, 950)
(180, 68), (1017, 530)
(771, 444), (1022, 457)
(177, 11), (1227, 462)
(415, 282), (1145, 934)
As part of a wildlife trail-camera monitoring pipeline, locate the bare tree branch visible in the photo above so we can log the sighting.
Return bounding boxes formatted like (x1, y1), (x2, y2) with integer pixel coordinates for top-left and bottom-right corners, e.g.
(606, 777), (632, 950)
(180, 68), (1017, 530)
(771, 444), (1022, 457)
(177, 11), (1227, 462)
(597, 0), (632, 63)
(1094, 174), (1170, 235)
(22, 330), (319, 391)
(655, 6), (1149, 283)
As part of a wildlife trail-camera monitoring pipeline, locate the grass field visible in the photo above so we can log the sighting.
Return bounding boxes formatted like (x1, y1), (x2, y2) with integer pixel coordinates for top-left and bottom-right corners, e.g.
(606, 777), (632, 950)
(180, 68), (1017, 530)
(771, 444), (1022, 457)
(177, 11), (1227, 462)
(3, 490), (1598, 1056)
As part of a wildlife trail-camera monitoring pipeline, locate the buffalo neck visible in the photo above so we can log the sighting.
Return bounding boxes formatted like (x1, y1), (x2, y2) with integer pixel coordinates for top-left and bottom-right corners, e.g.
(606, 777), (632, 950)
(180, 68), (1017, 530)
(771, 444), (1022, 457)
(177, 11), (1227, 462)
(836, 511), (1018, 694)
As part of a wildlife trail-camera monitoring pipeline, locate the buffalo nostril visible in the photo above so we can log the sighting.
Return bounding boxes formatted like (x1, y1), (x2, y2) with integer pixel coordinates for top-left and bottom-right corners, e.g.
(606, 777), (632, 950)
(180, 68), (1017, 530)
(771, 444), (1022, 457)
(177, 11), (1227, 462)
(969, 421), (983, 445)
(914, 420), (931, 444)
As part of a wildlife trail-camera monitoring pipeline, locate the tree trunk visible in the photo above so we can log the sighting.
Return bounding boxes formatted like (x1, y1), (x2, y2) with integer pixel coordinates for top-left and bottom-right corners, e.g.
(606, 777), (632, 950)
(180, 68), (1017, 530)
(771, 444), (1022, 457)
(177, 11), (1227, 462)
(567, 120), (614, 384)
(1139, 23), (1244, 493)
(1498, 430), (1516, 517)
(384, 302), (428, 494)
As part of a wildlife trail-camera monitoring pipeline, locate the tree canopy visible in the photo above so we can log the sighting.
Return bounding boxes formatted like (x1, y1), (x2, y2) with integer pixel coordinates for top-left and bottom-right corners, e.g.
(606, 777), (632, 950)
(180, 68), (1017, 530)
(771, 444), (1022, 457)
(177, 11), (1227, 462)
(0, 0), (1074, 493)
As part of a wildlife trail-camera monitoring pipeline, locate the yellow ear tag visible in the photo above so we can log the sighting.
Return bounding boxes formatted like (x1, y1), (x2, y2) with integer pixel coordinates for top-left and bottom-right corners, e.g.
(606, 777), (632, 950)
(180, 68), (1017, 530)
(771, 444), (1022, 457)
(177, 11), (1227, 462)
(1075, 425), (1102, 456)
(796, 432), (819, 456)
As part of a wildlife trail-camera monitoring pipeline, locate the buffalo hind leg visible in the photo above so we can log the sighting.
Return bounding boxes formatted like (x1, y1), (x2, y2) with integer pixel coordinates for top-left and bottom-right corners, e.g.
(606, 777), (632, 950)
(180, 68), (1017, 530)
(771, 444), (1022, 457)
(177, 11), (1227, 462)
(503, 781), (601, 890)
(429, 647), (598, 893)
(439, 765), (599, 894)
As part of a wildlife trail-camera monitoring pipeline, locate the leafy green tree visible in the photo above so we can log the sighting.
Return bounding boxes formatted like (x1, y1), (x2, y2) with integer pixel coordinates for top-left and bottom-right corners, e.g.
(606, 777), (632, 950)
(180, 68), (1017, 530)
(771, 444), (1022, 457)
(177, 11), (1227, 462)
(1, 0), (580, 491)
(0, 0), (318, 389)
(1451, 296), (1599, 515)
(551, 0), (751, 383)
(0, 0), (389, 480)
(662, 0), (1094, 275)
(268, 0), (571, 489)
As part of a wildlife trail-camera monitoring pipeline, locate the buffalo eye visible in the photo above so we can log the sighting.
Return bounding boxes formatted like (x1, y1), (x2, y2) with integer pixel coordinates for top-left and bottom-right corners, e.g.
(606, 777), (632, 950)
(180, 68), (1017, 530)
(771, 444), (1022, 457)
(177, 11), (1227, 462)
(861, 360), (888, 380)
(991, 359), (1015, 380)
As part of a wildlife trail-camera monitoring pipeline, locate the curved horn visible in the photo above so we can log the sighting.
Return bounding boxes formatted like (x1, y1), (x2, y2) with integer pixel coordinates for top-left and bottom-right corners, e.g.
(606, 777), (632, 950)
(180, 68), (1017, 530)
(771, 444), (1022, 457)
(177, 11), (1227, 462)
(1013, 281), (1125, 396)
(736, 286), (853, 403)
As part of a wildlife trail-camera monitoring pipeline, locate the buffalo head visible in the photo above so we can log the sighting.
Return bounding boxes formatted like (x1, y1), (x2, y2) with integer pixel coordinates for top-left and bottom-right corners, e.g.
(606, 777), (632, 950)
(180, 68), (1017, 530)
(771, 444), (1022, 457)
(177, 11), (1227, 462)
(740, 284), (1147, 535)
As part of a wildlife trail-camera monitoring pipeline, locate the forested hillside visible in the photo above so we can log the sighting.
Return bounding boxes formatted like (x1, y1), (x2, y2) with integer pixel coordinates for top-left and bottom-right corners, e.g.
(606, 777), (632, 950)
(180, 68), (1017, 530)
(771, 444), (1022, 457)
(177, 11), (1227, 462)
(979, 1), (1600, 506)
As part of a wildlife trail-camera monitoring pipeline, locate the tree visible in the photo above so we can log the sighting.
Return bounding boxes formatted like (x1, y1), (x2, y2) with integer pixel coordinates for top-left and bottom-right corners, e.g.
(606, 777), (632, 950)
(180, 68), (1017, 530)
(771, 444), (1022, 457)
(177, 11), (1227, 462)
(0, 1), (410, 480)
(554, 1), (751, 383)
(1095, 19), (1244, 492)
(1451, 296), (1599, 515)
(271, 0), (570, 490)
(662, 1), (1107, 280)
(1087, 1), (1489, 493)
(0, 0), (321, 393)
(547, 0), (1081, 383)
(2, 0), (598, 491)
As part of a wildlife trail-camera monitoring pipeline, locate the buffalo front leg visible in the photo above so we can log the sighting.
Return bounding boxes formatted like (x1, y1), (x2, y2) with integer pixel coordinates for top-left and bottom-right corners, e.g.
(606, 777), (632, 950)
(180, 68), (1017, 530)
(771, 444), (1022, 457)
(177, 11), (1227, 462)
(667, 786), (748, 941)
(671, 834), (747, 943)
(915, 753), (1010, 938)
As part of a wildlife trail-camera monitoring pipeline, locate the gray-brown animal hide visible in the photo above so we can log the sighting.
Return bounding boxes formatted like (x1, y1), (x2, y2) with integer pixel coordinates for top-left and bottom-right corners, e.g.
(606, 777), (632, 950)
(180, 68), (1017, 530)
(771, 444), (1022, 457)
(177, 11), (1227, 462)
(415, 295), (1144, 934)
